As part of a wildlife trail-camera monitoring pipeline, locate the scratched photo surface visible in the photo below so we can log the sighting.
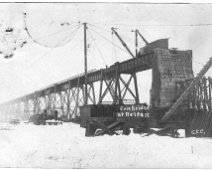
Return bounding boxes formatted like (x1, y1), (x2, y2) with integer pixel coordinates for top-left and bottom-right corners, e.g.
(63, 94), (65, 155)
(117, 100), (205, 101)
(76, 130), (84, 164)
(0, 2), (212, 169)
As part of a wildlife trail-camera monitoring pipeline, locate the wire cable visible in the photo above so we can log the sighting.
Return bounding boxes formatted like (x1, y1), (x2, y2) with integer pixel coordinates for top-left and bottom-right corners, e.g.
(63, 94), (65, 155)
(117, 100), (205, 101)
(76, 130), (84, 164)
(87, 29), (107, 66)
(89, 23), (144, 47)
(112, 32), (118, 62)
(28, 24), (82, 67)
(89, 23), (135, 43)
(88, 24), (155, 69)
(89, 22), (212, 27)
(89, 23), (210, 75)
(24, 12), (81, 48)
(88, 26), (132, 57)
(88, 23), (111, 33)
(88, 23), (207, 76)
(25, 24), (81, 48)
(33, 24), (81, 41)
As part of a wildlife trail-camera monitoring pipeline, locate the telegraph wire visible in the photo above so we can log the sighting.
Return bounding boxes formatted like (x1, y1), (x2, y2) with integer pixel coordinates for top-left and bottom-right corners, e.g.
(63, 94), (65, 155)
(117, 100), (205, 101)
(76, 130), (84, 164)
(112, 32), (118, 62)
(87, 35), (104, 70)
(88, 25), (154, 69)
(88, 26), (207, 76)
(28, 22), (207, 78)
(24, 20), (206, 72)
(53, 24), (83, 48)
(88, 23), (144, 46)
(28, 24), (82, 67)
(24, 12), (81, 48)
(88, 23), (111, 33)
(89, 23), (209, 73)
(28, 25), (80, 67)
(33, 23), (81, 41)
(25, 23), (82, 48)
(88, 26), (132, 57)
(89, 23), (134, 43)
(89, 22), (212, 27)
(55, 24), (82, 47)
(20, 23), (82, 52)
(24, 17), (208, 77)
(87, 29), (107, 66)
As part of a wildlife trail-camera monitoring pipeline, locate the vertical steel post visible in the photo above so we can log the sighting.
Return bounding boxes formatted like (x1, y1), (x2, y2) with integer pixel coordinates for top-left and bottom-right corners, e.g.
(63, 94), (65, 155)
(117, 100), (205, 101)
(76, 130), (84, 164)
(134, 30), (139, 103)
(133, 74), (140, 104)
(74, 78), (80, 117)
(99, 70), (103, 104)
(84, 23), (88, 105)
(53, 85), (57, 111)
(114, 63), (119, 104)
(67, 80), (71, 119)
(135, 30), (138, 58)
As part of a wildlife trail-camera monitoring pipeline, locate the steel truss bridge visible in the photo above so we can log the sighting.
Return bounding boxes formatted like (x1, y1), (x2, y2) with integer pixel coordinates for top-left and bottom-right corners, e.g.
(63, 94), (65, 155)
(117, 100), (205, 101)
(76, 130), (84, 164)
(1, 19), (212, 137)
(0, 50), (154, 121)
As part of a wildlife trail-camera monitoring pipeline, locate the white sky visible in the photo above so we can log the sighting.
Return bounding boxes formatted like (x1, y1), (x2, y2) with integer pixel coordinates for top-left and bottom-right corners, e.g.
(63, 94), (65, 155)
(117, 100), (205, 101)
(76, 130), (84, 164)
(0, 3), (212, 103)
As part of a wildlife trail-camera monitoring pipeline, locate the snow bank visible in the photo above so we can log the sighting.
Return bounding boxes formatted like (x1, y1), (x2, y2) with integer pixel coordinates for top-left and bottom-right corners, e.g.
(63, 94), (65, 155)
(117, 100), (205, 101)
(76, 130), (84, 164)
(0, 122), (212, 168)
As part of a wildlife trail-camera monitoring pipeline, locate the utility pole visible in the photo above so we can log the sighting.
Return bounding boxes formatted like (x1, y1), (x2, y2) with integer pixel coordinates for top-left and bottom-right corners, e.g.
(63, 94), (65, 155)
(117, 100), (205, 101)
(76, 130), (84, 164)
(132, 29), (139, 103)
(135, 29), (138, 58)
(84, 23), (88, 105)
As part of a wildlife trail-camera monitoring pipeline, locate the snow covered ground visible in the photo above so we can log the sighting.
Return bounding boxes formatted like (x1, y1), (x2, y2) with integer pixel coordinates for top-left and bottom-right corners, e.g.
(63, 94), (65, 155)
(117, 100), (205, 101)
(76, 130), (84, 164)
(0, 122), (212, 169)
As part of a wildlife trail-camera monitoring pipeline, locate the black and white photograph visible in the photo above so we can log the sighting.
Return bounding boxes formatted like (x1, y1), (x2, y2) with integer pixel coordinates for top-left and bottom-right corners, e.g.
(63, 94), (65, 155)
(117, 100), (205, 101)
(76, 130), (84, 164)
(0, 1), (212, 168)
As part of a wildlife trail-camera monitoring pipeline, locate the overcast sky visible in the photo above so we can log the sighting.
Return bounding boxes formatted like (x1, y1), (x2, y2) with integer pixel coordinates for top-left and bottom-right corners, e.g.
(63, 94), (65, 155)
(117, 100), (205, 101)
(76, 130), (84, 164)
(0, 3), (212, 103)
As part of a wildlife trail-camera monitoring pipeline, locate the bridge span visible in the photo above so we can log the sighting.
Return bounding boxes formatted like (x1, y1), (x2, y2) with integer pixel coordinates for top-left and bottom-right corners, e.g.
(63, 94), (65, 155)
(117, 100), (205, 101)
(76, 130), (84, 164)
(0, 39), (193, 123)
(0, 48), (155, 121)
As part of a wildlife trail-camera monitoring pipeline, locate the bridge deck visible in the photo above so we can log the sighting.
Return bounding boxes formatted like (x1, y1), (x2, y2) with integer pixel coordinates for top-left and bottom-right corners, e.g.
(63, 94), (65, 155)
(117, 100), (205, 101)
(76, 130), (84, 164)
(0, 51), (154, 106)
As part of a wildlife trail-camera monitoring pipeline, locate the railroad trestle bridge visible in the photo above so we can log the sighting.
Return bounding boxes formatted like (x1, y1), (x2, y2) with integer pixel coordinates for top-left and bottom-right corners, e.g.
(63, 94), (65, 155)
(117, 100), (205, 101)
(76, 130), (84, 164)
(0, 49), (154, 121)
